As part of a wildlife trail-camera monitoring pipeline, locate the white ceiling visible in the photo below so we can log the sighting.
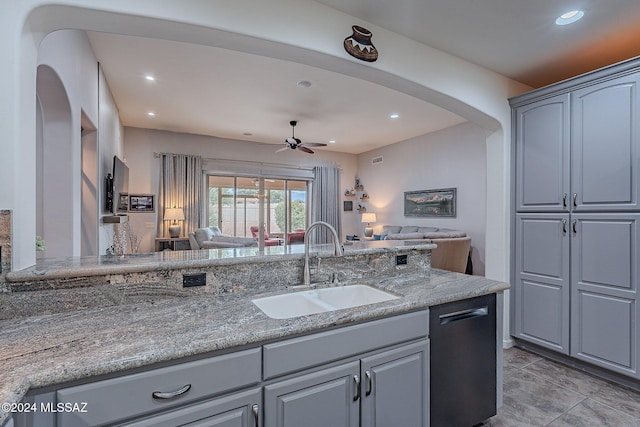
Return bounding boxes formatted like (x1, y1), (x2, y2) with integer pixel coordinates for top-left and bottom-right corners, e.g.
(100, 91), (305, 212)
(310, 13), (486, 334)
(87, 0), (640, 155)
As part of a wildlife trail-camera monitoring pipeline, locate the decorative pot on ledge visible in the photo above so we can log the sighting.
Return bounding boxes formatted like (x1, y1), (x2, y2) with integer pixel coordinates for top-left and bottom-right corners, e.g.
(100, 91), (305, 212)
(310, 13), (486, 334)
(344, 25), (378, 62)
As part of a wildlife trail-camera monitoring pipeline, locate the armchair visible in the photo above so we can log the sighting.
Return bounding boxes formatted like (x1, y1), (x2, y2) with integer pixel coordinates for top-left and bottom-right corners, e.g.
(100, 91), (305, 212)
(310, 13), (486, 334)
(250, 226), (281, 246)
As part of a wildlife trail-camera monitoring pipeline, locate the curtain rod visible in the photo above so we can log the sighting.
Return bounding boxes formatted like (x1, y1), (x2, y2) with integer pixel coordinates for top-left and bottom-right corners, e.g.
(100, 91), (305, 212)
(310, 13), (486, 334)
(152, 152), (341, 171)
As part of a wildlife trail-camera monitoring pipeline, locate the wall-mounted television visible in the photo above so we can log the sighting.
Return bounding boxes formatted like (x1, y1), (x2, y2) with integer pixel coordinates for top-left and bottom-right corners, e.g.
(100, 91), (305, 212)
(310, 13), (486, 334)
(107, 155), (129, 215)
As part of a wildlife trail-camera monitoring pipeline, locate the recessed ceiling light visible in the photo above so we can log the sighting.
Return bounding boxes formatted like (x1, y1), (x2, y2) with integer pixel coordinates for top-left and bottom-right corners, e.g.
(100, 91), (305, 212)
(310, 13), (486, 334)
(147, 112), (155, 117)
(329, 140), (336, 144)
(297, 80), (312, 88)
(243, 132), (253, 136)
(145, 75), (155, 81)
(555, 10), (584, 25)
(390, 114), (400, 119)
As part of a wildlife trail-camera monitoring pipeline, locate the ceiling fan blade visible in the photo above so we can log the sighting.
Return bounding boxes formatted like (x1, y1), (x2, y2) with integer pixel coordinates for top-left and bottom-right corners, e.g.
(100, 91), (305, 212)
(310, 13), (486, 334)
(301, 142), (327, 148)
(275, 146), (290, 153)
(298, 146), (314, 154)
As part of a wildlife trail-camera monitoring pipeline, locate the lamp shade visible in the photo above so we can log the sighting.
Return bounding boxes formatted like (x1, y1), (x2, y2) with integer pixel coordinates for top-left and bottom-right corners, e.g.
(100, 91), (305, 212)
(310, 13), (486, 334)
(164, 208), (185, 221)
(361, 212), (377, 223)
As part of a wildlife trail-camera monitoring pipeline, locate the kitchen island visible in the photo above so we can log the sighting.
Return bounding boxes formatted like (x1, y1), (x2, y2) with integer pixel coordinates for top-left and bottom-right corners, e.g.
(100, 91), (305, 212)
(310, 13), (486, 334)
(0, 243), (509, 426)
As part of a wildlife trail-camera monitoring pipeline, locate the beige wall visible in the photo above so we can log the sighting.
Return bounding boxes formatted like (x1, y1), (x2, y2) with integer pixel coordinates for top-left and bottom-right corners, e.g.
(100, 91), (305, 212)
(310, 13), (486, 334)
(356, 122), (487, 275)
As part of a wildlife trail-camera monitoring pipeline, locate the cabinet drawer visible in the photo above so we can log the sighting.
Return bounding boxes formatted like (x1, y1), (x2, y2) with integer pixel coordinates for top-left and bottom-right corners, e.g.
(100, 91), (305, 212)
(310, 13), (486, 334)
(263, 311), (429, 379)
(57, 347), (261, 427)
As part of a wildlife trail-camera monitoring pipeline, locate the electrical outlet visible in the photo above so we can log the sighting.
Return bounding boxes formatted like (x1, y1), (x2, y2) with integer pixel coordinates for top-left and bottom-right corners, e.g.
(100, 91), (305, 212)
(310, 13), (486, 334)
(183, 273), (206, 287)
(396, 254), (408, 266)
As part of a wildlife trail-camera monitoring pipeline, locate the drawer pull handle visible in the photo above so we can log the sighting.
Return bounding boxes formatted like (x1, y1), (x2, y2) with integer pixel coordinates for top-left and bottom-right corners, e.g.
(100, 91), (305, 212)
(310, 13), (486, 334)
(365, 370), (373, 396)
(353, 375), (361, 401)
(439, 307), (488, 325)
(562, 219), (567, 233)
(563, 193), (568, 208)
(573, 193), (577, 207)
(252, 404), (259, 427)
(152, 384), (192, 400)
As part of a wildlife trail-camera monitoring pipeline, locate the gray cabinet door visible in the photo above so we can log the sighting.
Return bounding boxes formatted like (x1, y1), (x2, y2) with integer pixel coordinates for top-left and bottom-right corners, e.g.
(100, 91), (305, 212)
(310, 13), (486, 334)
(570, 214), (639, 377)
(514, 214), (570, 353)
(571, 73), (640, 211)
(515, 94), (570, 212)
(360, 340), (429, 427)
(122, 388), (262, 427)
(263, 361), (359, 427)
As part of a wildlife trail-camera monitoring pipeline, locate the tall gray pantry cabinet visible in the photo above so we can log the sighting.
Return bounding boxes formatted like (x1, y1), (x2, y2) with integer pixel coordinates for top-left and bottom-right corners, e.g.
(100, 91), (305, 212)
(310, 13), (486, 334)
(510, 58), (640, 380)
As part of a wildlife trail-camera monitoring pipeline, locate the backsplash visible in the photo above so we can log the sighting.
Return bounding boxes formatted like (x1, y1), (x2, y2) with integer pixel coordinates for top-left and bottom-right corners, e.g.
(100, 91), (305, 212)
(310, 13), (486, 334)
(0, 246), (431, 320)
(0, 210), (11, 279)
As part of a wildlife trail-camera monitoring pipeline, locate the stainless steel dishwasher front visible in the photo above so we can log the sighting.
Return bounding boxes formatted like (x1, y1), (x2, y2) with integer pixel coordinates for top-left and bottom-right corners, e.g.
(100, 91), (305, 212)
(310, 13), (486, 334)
(429, 293), (497, 427)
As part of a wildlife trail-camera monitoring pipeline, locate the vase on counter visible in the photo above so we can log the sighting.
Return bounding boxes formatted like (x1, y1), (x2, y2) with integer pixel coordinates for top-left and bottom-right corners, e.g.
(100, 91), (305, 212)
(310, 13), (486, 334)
(344, 25), (378, 62)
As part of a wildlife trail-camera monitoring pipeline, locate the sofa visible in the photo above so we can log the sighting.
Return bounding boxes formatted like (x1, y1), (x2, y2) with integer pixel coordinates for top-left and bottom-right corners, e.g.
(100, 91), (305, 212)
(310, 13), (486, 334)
(188, 226), (258, 249)
(376, 225), (472, 274)
(377, 225), (467, 241)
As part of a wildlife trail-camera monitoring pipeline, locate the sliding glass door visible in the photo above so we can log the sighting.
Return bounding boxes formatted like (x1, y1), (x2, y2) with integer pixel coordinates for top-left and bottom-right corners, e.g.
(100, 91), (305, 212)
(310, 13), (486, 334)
(206, 175), (309, 244)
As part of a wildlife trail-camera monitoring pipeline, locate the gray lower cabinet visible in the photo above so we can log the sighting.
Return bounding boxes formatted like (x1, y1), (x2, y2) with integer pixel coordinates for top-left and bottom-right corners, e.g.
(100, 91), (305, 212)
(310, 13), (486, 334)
(263, 340), (429, 427)
(570, 214), (639, 377)
(515, 212), (640, 377)
(263, 361), (360, 427)
(121, 387), (261, 427)
(360, 340), (429, 427)
(56, 348), (262, 426)
(514, 213), (570, 353)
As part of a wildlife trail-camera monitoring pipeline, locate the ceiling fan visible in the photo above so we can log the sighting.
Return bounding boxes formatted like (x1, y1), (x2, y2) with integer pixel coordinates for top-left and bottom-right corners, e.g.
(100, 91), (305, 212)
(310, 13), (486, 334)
(276, 121), (327, 154)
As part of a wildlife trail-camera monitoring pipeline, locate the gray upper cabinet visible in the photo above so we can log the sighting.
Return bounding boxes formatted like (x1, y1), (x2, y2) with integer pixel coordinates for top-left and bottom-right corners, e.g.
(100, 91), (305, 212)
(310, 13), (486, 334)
(571, 73), (640, 211)
(515, 94), (570, 212)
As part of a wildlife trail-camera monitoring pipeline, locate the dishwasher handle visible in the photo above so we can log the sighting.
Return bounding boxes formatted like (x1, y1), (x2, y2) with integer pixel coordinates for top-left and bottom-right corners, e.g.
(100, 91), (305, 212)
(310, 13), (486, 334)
(439, 306), (488, 325)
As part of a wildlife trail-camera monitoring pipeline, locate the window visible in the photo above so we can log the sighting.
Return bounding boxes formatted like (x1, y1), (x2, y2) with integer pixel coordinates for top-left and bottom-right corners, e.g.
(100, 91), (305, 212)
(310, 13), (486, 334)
(206, 175), (309, 244)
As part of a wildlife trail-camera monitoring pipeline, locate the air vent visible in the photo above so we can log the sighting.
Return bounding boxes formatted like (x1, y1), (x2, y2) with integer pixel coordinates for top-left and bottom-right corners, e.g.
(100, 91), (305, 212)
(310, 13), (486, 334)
(372, 156), (383, 165)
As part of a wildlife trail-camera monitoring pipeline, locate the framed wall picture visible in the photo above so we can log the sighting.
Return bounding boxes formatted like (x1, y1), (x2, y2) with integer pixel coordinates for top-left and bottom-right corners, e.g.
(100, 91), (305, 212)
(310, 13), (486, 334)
(117, 193), (129, 212)
(128, 194), (155, 212)
(404, 188), (456, 217)
(343, 200), (353, 212)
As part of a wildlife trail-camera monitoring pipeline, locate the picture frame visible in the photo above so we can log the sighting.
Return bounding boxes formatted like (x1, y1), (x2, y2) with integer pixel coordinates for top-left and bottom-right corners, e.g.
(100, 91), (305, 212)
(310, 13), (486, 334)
(343, 200), (353, 212)
(117, 193), (129, 212)
(404, 188), (456, 217)
(128, 194), (155, 212)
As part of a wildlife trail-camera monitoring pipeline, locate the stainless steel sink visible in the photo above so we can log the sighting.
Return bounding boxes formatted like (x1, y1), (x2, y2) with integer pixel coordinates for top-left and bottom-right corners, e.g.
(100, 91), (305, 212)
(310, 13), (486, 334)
(252, 285), (399, 319)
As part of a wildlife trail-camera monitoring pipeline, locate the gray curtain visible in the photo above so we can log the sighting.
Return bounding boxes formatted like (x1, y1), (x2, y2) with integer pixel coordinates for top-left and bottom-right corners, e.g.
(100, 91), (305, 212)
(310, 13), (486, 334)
(311, 166), (341, 244)
(158, 154), (202, 238)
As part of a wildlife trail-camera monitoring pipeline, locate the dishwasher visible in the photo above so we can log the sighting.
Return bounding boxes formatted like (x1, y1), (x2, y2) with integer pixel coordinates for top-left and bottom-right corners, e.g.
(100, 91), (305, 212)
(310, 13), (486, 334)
(429, 293), (496, 427)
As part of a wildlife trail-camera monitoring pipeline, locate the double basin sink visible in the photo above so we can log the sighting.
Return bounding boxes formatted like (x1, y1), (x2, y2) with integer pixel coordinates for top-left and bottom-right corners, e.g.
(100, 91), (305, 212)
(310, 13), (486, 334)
(252, 284), (399, 319)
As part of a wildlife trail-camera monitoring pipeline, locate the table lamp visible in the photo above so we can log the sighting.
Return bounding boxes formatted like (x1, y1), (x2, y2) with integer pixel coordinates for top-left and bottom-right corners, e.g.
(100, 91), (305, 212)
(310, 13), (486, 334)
(164, 208), (185, 238)
(361, 212), (376, 238)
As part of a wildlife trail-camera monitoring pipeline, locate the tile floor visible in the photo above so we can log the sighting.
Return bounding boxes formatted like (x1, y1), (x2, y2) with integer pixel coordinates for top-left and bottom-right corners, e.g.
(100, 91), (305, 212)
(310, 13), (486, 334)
(485, 347), (640, 426)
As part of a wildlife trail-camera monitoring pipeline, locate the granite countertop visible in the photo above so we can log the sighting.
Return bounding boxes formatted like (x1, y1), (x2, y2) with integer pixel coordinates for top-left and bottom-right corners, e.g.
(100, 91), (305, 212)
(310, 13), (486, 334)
(0, 264), (508, 423)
